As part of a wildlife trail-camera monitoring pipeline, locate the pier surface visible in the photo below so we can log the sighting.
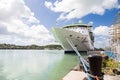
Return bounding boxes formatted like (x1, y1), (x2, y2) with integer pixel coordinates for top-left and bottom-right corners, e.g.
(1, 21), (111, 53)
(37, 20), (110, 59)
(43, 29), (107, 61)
(63, 70), (120, 80)
(63, 71), (87, 80)
(62, 64), (120, 80)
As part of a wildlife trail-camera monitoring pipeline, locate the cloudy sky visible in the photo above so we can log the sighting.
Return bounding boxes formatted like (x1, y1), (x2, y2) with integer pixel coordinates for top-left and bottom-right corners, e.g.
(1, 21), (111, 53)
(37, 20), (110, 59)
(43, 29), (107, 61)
(0, 0), (120, 48)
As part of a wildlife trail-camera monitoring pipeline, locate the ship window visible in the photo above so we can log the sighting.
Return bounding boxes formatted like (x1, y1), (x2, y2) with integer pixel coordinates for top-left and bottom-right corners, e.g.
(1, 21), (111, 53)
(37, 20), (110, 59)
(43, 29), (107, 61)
(77, 36), (80, 38)
(75, 45), (77, 47)
(69, 35), (72, 37)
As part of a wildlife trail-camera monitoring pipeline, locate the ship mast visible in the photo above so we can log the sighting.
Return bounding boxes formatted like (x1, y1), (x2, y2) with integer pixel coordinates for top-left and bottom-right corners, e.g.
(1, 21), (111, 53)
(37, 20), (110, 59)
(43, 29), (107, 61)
(109, 11), (120, 54)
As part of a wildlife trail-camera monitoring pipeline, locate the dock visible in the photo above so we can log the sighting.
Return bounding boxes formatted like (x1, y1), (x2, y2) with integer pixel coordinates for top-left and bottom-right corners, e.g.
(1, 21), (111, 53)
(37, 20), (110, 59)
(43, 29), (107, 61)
(62, 65), (120, 80)
(63, 71), (87, 80)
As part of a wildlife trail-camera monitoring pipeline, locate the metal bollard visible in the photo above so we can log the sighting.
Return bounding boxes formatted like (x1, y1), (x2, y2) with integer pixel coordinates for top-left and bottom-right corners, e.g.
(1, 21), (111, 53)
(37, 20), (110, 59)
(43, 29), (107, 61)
(88, 55), (104, 80)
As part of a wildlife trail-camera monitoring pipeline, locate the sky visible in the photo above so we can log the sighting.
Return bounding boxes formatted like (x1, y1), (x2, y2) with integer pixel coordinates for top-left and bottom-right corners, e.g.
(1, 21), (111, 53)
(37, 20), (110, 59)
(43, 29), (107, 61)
(0, 0), (120, 48)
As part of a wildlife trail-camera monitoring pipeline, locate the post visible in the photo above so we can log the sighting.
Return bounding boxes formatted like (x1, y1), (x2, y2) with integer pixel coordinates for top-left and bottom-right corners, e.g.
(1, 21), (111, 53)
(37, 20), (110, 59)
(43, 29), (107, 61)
(88, 55), (104, 80)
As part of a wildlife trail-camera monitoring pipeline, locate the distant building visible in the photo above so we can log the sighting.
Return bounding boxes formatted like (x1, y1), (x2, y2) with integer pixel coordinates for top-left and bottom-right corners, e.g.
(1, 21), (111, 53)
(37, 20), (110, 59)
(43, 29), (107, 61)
(109, 11), (120, 55)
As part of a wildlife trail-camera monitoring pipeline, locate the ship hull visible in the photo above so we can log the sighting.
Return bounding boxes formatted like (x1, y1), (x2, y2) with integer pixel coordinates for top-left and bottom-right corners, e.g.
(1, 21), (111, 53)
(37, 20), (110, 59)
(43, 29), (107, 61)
(52, 27), (94, 53)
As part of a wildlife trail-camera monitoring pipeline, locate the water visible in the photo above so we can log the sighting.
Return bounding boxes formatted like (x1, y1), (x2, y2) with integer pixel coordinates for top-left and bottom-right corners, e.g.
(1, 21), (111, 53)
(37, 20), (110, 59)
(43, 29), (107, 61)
(0, 50), (79, 80)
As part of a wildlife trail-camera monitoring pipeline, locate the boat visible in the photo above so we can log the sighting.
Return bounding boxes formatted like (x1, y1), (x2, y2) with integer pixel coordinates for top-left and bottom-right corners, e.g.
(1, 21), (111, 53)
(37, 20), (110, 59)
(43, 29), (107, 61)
(51, 23), (94, 53)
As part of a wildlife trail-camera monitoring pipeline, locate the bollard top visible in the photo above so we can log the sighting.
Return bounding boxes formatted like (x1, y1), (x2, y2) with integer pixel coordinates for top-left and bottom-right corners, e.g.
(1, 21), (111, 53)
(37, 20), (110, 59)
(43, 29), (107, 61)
(88, 54), (102, 58)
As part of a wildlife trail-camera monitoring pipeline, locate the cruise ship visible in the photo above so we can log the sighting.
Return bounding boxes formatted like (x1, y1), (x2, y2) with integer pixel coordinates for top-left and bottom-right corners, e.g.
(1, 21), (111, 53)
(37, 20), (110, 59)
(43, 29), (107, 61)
(51, 23), (94, 53)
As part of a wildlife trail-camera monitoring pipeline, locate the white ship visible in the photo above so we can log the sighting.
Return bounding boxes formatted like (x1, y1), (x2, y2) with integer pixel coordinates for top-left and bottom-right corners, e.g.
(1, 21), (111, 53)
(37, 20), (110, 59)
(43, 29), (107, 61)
(52, 23), (94, 53)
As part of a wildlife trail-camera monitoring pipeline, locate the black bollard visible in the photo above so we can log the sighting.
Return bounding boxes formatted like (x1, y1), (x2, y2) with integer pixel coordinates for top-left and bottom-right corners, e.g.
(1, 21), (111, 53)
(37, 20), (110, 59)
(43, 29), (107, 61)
(88, 55), (104, 80)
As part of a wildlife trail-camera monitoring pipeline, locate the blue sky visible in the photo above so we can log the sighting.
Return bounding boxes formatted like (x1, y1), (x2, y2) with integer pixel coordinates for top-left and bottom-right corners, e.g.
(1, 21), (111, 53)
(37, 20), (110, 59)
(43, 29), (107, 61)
(0, 0), (120, 48)
(24, 0), (120, 29)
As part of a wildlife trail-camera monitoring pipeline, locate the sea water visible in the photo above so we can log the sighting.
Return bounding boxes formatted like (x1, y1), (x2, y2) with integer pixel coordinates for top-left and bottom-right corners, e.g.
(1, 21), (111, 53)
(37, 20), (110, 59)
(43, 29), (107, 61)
(0, 50), (79, 80)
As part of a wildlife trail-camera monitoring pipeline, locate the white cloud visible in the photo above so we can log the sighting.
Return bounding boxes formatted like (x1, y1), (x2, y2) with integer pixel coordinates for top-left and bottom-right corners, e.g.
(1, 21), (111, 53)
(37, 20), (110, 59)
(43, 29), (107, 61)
(118, 5), (120, 8)
(88, 21), (94, 26)
(93, 25), (110, 48)
(93, 25), (110, 36)
(45, 0), (119, 20)
(78, 20), (83, 23)
(0, 0), (54, 45)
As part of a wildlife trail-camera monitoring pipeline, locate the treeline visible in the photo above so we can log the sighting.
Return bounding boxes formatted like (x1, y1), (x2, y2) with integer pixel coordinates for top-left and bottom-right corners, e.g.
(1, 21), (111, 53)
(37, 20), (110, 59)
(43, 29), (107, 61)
(0, 44), (63, 50)
(94, 48), (104, 51)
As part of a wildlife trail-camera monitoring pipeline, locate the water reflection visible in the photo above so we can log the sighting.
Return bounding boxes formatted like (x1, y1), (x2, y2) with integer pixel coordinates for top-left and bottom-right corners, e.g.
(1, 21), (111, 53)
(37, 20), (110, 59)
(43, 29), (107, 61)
(0, 50), (64, 80)
(0, 61), (7, 80)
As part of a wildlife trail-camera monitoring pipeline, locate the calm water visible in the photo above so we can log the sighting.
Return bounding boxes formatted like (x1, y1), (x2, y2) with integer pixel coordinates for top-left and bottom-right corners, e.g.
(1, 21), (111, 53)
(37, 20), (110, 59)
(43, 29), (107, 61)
(0, 50), (79, 80)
